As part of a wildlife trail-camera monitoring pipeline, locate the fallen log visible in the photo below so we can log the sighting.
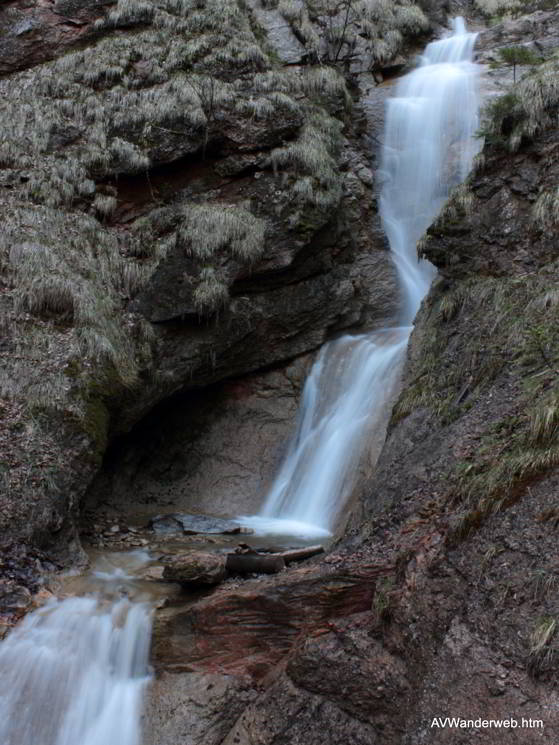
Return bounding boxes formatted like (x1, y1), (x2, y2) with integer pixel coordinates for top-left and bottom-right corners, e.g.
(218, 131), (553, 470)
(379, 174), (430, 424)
(226, 553), (285, 575)
(160, 545), (326, 587)
(277, 545), (324, 563)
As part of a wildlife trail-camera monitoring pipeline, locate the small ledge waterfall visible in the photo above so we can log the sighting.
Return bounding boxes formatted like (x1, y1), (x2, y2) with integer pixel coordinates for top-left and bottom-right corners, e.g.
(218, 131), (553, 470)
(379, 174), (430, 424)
(241, 18), (480, 539)
(0, 554), (152, 745)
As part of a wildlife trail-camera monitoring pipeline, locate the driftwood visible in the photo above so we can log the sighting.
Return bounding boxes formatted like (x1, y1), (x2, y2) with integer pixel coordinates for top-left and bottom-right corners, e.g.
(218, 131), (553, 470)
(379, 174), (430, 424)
(277, 545), (324, 563)
(226, 553), (285, 575)
(225, 545), (324, 576)
(161, 545), (326, 586)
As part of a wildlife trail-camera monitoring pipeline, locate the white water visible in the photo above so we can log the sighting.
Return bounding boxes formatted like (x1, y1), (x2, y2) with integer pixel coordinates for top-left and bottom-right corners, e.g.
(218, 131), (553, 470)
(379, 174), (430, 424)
(240, 18), (479, 539)
(380, 16), (480, 323)
(0, 553), (153, 745)
(240, 328), (409, 538)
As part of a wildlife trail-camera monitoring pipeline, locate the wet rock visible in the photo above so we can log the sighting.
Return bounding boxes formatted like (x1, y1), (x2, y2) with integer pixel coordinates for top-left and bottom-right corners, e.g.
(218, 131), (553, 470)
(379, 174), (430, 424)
(225, 553), (285, 575)
(153, 562), (379, 675)
(143, 672), (258, 745)
(0, 580), (32, 613)
(162, 552), (227, 586)
(139, 566), (165, 582)
(87, 357), (312, 518)
(150, 514), (246, 536)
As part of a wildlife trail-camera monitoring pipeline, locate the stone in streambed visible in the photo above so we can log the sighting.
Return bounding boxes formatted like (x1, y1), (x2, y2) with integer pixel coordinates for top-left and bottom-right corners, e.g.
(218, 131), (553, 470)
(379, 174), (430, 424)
(0, 580), (32, 613)
(162, 552), (227, 585)
(149, 513), (251, 536)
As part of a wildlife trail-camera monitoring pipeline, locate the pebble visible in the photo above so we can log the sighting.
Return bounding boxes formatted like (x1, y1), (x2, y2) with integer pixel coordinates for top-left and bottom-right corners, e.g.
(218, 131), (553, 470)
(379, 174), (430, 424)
(110, 525), (120, 533)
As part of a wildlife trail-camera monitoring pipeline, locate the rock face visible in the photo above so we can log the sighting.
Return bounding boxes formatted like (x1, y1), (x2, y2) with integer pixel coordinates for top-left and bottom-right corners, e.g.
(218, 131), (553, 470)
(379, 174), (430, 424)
(85, 354), (313, 519)
(0, 0), (400, 565)
(476, 8), (559, 64)
(152, 559), (382, 676)
(0, 0), (112, 75)
(143, 672), (258, 745)
(142, 9), (559, 745)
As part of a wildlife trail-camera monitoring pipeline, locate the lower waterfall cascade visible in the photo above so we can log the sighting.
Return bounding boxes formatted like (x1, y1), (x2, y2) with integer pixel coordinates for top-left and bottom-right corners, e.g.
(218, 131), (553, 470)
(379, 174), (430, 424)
(0, 553), (153, 745)
(240, 17), (480, 538)
(0, 17), (481, 745)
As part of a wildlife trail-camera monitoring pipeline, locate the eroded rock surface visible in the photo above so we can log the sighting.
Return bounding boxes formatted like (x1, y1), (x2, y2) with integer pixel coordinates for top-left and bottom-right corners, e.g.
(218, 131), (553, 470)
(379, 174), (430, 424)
(85, 355), (312, 519)
(0, 0), (397, 565)
(144, 9), (559, 744)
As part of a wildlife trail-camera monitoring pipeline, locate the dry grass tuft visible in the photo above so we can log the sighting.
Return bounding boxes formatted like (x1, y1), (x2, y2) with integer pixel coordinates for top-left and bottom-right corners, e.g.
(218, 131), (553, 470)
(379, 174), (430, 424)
(528, 616), (557, 676)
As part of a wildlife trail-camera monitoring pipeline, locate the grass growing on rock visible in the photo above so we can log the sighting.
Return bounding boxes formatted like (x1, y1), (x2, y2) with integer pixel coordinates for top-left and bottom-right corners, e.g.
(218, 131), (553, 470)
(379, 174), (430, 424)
(177, 204), (267, 262)
(481, 55), (559, 151)
(393, 257), (559, 539)
(0, 0), (359, 550)
(474, 0), (556, 19)
(527, 616), (557, 676)
(277, 0), (429, 71)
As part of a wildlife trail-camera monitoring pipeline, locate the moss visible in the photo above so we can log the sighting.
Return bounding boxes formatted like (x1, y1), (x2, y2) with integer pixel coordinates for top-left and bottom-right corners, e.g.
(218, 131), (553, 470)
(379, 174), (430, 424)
(82, 397), (111, 456)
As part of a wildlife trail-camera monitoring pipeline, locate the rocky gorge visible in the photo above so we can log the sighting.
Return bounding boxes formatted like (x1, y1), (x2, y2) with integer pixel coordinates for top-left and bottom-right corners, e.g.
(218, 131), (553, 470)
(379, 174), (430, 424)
(1, 0), (559, 743)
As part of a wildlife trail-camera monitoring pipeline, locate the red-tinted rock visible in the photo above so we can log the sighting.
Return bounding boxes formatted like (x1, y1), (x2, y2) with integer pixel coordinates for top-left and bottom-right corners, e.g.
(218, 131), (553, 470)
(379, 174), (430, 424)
(0, 0), (114, 76)
(153, 561), (388, 676)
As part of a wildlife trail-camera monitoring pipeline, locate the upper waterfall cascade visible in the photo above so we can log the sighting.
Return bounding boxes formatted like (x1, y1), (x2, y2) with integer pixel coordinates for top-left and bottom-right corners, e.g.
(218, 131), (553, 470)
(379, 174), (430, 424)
(380, 16), (480, 323)
(240, 17), (480, 538)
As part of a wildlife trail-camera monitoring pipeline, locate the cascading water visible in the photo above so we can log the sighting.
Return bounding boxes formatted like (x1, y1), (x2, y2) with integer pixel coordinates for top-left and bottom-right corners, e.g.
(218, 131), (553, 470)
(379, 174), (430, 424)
(0, 553), (153, 745)
(241, 329), (408, 540)
(380, 16), (479, 323)
(241, 18), (480, 539)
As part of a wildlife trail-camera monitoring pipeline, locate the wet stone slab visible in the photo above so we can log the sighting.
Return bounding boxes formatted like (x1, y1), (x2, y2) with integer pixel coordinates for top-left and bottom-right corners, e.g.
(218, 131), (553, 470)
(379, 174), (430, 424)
(149, 514), (251, 536)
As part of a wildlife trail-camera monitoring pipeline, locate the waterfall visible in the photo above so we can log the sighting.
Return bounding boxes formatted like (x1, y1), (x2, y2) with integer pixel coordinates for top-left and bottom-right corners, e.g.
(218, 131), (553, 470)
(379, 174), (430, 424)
(380, 16), (480, 323)
(0, 554), (153, 745)
(240, 18), (479, 539)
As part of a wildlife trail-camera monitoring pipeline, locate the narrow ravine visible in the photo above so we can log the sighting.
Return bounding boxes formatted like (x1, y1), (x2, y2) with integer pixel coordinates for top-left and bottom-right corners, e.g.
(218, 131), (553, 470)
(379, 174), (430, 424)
(0, 18), (481, 745)
(240, 17), (480, 539)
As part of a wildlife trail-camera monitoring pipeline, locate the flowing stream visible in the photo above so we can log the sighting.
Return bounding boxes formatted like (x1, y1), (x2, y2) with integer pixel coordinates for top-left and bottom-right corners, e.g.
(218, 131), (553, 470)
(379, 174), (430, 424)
(241, 17), (480, 539)
(0, 552), (153, 745)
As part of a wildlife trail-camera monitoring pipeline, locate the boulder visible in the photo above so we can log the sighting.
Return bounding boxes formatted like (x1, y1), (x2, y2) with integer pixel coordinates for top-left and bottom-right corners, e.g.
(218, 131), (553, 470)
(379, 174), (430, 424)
(162, 552), (227, 586)
(0, 580), (32, 613)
